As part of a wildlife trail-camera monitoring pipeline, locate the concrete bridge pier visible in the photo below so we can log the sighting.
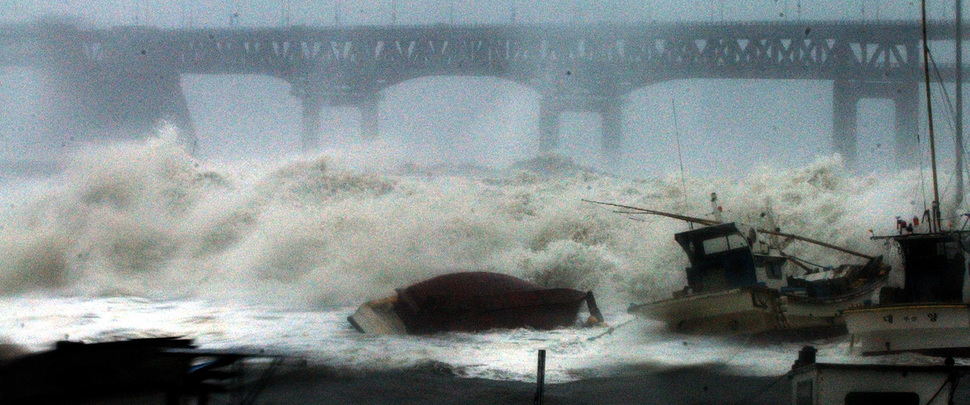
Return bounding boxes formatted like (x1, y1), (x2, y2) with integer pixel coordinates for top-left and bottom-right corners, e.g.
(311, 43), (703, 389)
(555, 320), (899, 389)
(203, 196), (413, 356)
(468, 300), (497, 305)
(599, 98), (625, 159)
(537, 95), (625, 160)
(300, 92), (383, 151)
(299, 91), (385, 150)
(35, 22), (197, 152)
(356, 94), (382, 139)
(832, 80), (919, 167)
(139, 70), (196, 152)
(41, 64), (197, 151)
(300, 95), (324, 151)
(538, 101), (562, 152)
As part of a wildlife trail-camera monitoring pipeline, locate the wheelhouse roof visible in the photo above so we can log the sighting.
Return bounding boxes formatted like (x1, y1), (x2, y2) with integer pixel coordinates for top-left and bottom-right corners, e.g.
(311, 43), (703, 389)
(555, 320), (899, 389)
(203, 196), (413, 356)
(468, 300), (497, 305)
(674, 222), (742, 250)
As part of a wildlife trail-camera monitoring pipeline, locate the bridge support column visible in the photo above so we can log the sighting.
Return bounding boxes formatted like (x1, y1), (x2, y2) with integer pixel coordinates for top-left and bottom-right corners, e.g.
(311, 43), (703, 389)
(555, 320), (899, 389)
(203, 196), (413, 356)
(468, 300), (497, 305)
(833, 81), (860, 164)
(44, 65), (198, 151)
(599, 99), (624, 160)
(165, 81), (198, 153)
(357, 94), (382, 139)
(832, 80), (920, 168)
(301, 96), (324, 151)
(893, 82), (919, 164)
(35, 23), (194, 153)
(538, 95), (625, 160)
(538, 100), (561, 153)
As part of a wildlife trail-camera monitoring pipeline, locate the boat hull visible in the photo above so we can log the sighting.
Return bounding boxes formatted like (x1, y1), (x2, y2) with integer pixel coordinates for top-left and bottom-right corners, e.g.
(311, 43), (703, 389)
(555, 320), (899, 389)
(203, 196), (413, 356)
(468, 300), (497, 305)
(631, 288), (781, 335)
(630, 287), (868, 337)
(845, 303), (970, 356)
(348, 272), (600, 334)
(348, 296), (408, 334)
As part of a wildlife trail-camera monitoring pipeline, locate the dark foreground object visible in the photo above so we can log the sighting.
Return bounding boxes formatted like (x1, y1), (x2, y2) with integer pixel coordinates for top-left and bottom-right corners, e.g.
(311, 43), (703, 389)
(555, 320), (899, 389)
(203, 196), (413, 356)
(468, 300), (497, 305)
(0, 337), (282, 404)
(259, 363), (792, 405)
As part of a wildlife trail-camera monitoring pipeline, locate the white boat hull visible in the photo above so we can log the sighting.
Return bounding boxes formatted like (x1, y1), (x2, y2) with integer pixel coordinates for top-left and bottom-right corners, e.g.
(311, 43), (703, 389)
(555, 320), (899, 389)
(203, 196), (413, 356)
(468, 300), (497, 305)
(630, 287), (855, 336)
(348, 296), (408, 334)
(845, 304), (970, 356)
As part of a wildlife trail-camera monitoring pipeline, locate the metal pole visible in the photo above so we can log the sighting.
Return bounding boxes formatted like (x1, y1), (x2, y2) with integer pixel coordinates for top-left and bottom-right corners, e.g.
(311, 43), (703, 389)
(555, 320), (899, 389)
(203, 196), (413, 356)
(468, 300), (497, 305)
(956, 0), (965, 215)
(534, 350), (546, 405)
(923, 0), (942, 232)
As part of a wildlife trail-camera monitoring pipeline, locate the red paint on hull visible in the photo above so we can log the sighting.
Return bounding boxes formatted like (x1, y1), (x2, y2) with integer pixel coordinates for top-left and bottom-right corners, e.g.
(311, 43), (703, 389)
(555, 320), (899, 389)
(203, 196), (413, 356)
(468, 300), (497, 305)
(351, 272), (603, 334)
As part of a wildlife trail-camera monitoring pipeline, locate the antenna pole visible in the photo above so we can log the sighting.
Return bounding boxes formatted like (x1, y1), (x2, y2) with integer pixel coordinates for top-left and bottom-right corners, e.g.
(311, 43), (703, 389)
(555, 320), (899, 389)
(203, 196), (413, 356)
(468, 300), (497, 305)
(923, 0), (942, 232)
(672, 98), (690, 229)
(957, 0), (966, 214)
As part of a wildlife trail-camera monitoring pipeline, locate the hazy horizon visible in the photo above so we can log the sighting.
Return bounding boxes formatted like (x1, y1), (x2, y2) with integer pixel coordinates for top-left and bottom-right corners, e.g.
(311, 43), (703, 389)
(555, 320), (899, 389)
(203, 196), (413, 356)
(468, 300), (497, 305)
(1, 0), (967, 179)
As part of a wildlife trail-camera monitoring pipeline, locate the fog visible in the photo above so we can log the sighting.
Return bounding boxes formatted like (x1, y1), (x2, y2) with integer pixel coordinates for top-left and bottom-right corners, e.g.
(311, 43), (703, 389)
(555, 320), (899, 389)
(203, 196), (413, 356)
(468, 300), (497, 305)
(0, 1), (931, 27)
(0, 0), (967, 178)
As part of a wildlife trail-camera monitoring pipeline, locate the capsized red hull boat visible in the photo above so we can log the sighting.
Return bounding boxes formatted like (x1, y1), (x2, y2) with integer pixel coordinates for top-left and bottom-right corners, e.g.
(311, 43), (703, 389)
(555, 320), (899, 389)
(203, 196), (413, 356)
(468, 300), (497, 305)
(348, 272), (604, 334)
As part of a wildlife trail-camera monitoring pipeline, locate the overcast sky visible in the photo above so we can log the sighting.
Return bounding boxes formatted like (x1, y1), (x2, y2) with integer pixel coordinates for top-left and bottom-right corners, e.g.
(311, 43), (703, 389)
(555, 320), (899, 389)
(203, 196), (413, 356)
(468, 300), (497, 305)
(0, 0), (945, 28)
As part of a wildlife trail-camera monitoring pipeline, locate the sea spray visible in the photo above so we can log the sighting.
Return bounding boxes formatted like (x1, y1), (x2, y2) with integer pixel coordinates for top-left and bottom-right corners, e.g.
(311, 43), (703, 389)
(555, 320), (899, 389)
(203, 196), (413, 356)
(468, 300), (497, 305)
(0, 136), (930, 305)
(2, 135), (964, 382)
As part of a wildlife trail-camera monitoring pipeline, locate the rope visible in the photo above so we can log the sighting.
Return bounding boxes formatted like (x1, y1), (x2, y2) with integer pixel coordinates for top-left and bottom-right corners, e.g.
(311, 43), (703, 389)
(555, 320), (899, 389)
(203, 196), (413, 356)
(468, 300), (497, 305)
(786, 255), (833, 273)
(923, 375), (951, 405)
(926, 36), (970, 220)
(585, 319), (634, 342)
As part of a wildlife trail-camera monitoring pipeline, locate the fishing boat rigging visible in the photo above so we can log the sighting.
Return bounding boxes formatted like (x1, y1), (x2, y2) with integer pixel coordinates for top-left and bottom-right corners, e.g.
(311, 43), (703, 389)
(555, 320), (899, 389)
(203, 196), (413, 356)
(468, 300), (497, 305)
(585, 196), (890, 338)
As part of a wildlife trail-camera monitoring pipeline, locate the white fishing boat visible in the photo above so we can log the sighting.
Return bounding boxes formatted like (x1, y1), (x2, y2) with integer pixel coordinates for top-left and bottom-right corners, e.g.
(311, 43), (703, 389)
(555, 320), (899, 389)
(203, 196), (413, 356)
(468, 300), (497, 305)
(843, 0), (970, 357)
(787, 346), (970, 405)
(587, 197), (890, 338)
(843, 229), (970, 356)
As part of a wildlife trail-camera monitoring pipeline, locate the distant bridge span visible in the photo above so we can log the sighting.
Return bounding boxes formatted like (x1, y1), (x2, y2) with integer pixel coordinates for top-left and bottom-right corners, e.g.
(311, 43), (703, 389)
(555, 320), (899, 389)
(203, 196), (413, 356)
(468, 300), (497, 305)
(0, 20), (965, 163)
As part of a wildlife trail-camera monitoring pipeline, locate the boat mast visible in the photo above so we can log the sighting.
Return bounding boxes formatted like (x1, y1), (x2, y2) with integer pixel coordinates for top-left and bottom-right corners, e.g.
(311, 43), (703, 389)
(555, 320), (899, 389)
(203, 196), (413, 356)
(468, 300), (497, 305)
(923, 0), (943, 232)
(672, 98), (692, 230)
(957, 0), (966, 214)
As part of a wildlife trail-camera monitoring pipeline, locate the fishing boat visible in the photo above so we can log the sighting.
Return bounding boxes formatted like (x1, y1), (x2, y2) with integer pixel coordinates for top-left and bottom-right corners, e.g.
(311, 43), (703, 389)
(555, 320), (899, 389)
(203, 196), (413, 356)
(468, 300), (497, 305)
(347, 271), (605, 334)
(843, 200), (970, 356)
(786, 346), (970, 405)
(587, 197), (890, 338)
(842, 0), (970, 357)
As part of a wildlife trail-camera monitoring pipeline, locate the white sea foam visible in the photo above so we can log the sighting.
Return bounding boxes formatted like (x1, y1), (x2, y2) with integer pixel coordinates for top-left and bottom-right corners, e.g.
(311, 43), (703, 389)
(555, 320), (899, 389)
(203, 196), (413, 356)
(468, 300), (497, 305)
(0, 134), (964, 382)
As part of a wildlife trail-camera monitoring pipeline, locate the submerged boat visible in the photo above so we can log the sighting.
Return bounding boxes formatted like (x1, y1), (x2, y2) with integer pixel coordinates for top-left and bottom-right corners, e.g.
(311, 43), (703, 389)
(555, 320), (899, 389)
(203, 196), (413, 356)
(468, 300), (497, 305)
(843, 0), (970, 357)
(347, 271), (605, 334)
(588, 198), (890, 338)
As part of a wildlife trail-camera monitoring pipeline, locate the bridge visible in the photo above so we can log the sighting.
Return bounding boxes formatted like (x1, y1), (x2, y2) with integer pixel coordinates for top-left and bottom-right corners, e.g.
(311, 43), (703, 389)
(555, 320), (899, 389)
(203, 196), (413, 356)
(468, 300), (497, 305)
(0, 20), (964, 164)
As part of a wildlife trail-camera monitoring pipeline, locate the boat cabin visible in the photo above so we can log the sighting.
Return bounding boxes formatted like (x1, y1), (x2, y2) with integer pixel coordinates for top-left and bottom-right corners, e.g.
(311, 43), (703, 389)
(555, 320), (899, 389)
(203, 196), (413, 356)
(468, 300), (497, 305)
(790, 359), (968, 405)
(675, 223), (786, 294)
(881, 232), (969, 304)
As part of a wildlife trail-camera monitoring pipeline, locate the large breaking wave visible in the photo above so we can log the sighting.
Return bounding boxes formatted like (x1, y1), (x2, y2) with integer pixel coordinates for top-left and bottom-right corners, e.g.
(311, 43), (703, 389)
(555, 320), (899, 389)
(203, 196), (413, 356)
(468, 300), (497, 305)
(0, 130), (953, 312)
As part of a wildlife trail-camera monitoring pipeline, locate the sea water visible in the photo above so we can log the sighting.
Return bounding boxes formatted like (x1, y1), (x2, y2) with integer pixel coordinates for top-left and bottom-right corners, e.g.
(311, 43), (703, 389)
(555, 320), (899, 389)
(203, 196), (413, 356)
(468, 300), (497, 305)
(0, 132), (958, 383)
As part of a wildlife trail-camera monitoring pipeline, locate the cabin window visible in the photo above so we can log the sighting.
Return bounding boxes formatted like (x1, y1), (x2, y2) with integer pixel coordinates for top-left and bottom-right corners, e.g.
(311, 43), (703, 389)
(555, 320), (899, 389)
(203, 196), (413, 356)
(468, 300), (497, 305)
(795, 380), (813, 405)
(701, 234), (748, 255)
(729, 234), (747, 249)
(844, 392), (919, 405)
(703, 237), (728, 254)
(760, 261), (783, 280)
(944, 240), (963, 260)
